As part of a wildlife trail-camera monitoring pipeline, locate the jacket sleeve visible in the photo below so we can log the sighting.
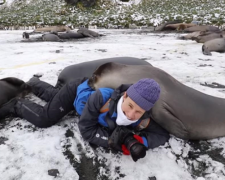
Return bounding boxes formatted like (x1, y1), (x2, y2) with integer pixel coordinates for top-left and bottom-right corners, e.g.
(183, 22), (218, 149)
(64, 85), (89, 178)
(78, 90), (110, 148)
(140, 120), (170, 149)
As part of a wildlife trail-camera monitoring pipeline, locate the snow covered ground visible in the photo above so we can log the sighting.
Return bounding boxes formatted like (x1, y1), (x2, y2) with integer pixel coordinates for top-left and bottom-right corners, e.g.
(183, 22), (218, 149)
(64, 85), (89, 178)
(0, 29), (225, 180)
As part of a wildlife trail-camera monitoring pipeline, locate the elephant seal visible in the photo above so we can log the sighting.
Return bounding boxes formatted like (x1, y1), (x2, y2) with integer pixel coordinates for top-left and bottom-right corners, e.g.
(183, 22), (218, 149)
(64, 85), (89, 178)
(178, 31), (203, 40)
(155, 20), (182, 31)
(202, 38), (225, 55)
(58, 32), (85, 39)
(165, 23), (196, 31)
(42, 34), (63, 42)
(194, 32), (223, 43)
(88, 62), (225, 140)
(184, 25), (220, 33)
(34, 26), (71, 33)
(0, 77), (31, 110)
(77, 27), (103, 37)
(55, 57), (151, 88)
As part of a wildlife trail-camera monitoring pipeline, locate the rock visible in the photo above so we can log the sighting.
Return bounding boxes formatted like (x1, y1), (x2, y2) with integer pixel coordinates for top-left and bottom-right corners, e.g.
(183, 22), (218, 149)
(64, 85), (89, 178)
(65, 129), (74, 138)
(48, 169), (60, 177)
(149, 176), (157, 180)
(0, 136), (8, 145)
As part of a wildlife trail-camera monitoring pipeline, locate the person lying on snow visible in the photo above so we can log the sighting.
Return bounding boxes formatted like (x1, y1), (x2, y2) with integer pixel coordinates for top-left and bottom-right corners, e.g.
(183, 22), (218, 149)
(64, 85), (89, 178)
(0, 77), (169, 162)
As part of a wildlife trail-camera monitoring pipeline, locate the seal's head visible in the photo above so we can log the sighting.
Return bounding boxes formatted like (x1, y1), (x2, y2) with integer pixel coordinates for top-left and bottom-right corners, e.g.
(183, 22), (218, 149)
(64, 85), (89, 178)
(121, 78), (161, 120)
(88, 62), (123, 89)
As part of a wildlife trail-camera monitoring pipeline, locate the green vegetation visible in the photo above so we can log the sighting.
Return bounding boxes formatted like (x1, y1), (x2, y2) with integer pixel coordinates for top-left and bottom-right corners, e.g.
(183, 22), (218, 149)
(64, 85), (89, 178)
(0, 0), (225, 28)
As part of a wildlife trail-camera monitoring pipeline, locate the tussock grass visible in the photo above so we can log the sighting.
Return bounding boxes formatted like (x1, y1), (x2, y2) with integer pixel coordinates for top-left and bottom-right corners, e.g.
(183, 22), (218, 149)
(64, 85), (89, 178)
(0, 0), (225, 28)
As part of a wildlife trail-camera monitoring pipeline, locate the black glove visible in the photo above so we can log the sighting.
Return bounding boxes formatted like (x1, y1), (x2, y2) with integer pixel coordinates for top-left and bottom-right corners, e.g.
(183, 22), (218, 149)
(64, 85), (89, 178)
(124, 135), (147, 162)
(108, 126), (132, 152)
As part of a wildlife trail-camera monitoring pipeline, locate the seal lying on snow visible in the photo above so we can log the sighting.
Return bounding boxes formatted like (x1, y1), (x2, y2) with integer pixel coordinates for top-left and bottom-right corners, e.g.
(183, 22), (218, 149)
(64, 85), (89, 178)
(202, 38), (225, 55)
(22, 26), (71, 39)
(58, 32), (85, 39)
(165, 23), (196, 31)
(155, 20), (182, 31)
(184, 25), (220, 33)
(34, 26), (71, 33)
(0, 77), (31, 119)
(77, 27), (103, 37)
(194, 32), (223, 43)
(88, 62), (225, 140)
(55, 57), (151, 88)
(42, 34), (63, 42)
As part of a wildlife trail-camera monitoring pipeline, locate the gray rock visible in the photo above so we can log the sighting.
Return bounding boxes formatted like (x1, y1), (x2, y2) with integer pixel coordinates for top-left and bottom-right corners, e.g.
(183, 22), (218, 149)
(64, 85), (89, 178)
(48, 169), (59, 177)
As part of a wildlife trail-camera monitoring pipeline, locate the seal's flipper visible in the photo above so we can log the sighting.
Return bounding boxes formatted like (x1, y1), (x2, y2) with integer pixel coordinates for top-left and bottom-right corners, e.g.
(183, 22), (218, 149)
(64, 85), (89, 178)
(1, 77), (25, 87)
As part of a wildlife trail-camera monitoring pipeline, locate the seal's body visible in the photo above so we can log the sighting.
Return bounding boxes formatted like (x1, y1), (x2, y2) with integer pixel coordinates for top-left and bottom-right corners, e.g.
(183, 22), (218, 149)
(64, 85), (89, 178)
(165, 23), (196, 30)
(58, 32), (85, 39)
(34, 26), (71, 33)
(55, 57), (151, 88)
(0, 77), (31, 107)
(88, 62), (225, 140)
(202, 38), (225, 55)
(184, 25), (220, 33)
(195, 32), (223, 43)
(155, 21), (182, 31)
(42, 34), (63, 42)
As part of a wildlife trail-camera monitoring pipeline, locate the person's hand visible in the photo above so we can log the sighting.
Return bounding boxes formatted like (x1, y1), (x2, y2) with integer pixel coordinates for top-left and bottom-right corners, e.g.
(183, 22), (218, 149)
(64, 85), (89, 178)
(124, 135), (147, 162)
(108, 126), (132, 152)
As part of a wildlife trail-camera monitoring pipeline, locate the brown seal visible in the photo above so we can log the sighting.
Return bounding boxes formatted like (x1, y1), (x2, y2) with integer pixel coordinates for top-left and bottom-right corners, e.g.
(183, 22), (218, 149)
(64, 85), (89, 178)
(77, 27), (103, 37)
(55, 57), (151, 88)
(165, 23), (196, 31)
(42, 34), (63, 42)
(184, 25), (220, 33)
(155, 20), (182, 31)
(34, 26), (71, 33)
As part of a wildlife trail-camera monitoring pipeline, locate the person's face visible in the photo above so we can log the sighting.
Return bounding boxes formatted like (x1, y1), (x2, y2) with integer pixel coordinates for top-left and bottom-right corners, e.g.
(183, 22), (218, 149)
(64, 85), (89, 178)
(121, 92), (146, 121)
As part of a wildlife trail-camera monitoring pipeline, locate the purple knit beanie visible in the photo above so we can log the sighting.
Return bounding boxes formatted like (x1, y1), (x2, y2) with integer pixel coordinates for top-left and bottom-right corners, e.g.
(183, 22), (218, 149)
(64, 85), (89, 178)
(127, 78), (161, 111)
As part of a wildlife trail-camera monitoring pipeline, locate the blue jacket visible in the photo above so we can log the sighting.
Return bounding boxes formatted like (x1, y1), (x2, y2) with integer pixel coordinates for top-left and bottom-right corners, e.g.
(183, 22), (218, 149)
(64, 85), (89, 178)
(75, 80), (169, 149)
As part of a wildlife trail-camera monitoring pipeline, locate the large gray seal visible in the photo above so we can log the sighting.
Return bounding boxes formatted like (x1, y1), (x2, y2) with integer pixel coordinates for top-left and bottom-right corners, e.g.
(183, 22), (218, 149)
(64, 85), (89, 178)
(184, 25), (220, 33)
(58, 32), (85, 39)
(194, 32), (223, 43)
(0, 77), (31, 108)
(178, 31), (203, 40)
(77, 27), (103, 37)
(56, 57), (151, 88)
(202, 38), (225, 55)
(155, 20), (182, 31)
(42, 34), (63, 42)
(88, 62), (225, 140)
